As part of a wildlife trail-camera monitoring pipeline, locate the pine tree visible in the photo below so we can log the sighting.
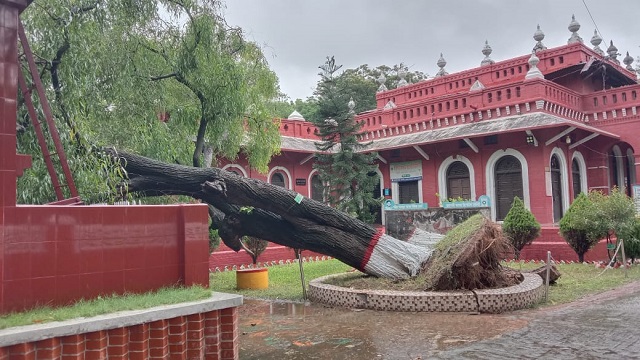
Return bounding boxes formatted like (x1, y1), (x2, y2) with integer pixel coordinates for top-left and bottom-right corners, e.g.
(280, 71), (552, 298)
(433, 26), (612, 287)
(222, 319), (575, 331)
(502, 196), (541, 259)
(310, 57), (380, 223)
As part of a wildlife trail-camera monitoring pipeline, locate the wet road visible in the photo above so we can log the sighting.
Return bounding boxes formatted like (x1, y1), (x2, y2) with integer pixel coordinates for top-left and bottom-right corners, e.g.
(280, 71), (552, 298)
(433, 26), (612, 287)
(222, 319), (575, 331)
(238, 281), (640, 359)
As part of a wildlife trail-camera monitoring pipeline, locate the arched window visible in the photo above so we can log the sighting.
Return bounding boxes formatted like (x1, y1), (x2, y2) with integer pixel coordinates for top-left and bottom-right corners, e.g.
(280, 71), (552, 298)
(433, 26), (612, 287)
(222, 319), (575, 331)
(271, 173), (285, 188)
(551, 155), (564, 222)
(446, 162), (471, 200)
(311, 174), (323, 202)
(572, 158), (582, 199)
(494, 155), (523, 221)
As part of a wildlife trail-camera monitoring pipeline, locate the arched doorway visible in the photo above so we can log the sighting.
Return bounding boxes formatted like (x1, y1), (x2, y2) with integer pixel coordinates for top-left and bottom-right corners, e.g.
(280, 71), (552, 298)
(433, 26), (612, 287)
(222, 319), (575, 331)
(495, 155), (523, 221)
(368, 172), (382, 224)
(446, 161), (471, 200)
(551, 154), (563, 222)
(572, 158), (582, 199)
(310, 174), (323, 202)
(271, 172), (286, 188)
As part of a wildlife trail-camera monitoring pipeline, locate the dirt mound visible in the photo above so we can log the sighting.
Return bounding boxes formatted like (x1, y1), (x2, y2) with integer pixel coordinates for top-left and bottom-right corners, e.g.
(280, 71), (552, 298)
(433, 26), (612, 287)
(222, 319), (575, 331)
(422, 214), (519, 290)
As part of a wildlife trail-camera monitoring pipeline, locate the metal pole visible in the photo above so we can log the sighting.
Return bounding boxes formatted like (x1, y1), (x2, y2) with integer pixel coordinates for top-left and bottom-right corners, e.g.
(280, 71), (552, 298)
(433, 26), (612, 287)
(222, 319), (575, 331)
(296, 249), (307, 300)
(620, 239), (628, 278)
(545, 251), (551, 302)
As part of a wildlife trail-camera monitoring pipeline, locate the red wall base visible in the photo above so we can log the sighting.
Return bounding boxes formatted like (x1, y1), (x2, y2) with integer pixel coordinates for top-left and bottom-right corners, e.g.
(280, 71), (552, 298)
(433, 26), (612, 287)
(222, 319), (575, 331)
(209, 243), (326, 270)
(519, 227), (609, 262)
(0, 307), (239, 360)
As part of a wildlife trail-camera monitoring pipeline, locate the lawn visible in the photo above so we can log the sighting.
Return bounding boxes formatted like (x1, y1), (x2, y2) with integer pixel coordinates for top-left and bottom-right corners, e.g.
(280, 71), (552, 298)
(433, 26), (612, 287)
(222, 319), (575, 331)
(2, 259), (638, 329)
(212, 259), (640, 307)
(0, 286), (211, 330)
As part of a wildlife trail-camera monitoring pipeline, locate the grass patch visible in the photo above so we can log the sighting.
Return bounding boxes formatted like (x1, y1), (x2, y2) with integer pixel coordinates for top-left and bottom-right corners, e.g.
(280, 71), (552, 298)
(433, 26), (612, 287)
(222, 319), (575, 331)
(505, 261), (640, 305)
(0, 286), (211, 330)
(210, 260), (351, 301)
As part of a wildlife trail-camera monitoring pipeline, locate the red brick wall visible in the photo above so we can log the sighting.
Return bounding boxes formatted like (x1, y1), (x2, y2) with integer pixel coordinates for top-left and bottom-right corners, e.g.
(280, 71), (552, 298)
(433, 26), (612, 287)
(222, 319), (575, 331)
(0, 308), (239, 360)
(1, 204), (210, 313)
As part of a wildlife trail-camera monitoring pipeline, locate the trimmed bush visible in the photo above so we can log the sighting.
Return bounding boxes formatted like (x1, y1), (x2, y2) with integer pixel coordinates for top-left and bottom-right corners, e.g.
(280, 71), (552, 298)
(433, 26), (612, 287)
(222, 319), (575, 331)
(559, 192), (608, 262)
(620, 217), (640, 263)
(502, 196), (540, 259)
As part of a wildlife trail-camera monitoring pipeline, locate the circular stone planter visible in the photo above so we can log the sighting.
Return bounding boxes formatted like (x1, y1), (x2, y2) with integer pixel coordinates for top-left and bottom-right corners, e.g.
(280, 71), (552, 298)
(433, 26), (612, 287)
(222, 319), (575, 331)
(236, 268), (269, 289)
(309, 273), (544, 313)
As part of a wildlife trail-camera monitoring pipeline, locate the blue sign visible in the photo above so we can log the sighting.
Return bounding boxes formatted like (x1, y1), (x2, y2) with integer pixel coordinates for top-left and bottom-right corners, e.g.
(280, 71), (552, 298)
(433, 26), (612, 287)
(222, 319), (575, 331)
(442, 195), (491, 209)
(383, 199), (429, 211)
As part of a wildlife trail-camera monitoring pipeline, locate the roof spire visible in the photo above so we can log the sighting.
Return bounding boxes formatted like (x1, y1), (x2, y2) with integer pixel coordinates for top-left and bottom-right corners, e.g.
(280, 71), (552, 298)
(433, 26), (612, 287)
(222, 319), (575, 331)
(396, 67), (408, 88)
(567, 14), (583, 44)
(376, 72), (387, 92)
(435, 53), (448, 77)
(623, 51), (634, 71)
(607, 40), (620, 64)
(481, 40), (495, 66)
(525, 51), (544, 80)
(532, 24), (547, 53)
(590, 29), (604, 56)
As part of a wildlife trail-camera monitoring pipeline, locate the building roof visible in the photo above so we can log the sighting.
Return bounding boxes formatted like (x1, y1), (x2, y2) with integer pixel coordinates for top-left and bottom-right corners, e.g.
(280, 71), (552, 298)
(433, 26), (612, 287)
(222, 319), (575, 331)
(279, 112), (619, 153)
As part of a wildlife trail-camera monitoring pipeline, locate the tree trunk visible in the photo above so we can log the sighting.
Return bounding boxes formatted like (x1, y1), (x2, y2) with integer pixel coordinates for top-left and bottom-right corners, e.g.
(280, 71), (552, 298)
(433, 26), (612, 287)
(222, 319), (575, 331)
(108, 149), (428, 279)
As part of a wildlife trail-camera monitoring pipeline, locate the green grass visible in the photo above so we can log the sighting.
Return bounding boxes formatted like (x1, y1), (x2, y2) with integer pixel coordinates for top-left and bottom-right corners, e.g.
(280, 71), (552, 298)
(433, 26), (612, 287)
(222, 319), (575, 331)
(505, 261), (640, 305)
(210, 260), (351, 301)
(0, 286), (211, 330)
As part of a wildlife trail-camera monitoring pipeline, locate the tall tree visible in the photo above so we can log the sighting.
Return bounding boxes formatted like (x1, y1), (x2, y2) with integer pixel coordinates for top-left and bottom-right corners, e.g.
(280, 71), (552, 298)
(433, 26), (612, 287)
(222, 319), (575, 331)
(17, 0), (281, 203)
(310, 57), (380, 223)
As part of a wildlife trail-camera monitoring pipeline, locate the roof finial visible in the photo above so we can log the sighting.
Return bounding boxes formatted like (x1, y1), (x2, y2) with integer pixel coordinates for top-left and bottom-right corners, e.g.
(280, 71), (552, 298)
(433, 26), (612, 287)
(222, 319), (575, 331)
(607, 40), (620, 64)
(567, 14), (583, 44)
(435, 53), (448, 77)
(635, 56), (640, 82)
(590, 29), (604, 56)
(347, 97), (356, 114)
(623, 51), (634, 71)
(533, 24), (547, 53)
(376, 72), (388, 92)
(287, 110), (305, 121)
(396, 66), (408, 88)
(525, 51), (544, 80)
(481, 40), (495, 66)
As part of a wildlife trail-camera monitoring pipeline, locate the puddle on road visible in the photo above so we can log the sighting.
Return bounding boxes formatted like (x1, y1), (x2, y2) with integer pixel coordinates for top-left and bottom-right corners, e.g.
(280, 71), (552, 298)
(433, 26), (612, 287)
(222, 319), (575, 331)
(238, 299), (529, 359)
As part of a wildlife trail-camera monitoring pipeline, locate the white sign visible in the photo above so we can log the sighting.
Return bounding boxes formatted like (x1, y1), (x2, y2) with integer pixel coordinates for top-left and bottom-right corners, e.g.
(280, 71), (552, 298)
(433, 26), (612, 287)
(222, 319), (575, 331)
(633, 185), (640, 214)
(390, 160), (423, 182)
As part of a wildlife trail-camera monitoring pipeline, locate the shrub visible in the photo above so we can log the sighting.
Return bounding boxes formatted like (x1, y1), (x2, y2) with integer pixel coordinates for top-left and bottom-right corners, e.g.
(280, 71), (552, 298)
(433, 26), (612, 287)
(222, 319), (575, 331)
(619, 217), (640, 263)
(502, 196), (540, 259)
(559, 192), (608, 262)
(242, 236), (269, 265)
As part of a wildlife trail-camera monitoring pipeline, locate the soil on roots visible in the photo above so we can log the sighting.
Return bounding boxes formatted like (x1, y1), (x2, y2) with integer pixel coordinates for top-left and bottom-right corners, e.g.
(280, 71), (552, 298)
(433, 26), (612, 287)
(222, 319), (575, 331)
(421, 214), (521, 290)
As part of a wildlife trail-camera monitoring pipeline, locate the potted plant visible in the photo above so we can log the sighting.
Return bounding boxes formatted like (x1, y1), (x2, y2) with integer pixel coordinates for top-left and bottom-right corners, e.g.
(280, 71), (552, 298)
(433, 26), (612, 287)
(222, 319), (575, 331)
(236, 236), (270, 289)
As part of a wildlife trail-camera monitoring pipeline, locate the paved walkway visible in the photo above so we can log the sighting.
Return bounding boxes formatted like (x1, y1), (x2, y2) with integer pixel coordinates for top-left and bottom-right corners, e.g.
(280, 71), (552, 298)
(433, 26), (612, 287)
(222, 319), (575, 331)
(237, 281), (640, 359)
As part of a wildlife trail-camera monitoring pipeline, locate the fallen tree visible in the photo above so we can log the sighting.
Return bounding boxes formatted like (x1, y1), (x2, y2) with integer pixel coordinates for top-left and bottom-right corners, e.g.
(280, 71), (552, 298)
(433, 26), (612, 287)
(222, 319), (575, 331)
(109, 149), (429, 279)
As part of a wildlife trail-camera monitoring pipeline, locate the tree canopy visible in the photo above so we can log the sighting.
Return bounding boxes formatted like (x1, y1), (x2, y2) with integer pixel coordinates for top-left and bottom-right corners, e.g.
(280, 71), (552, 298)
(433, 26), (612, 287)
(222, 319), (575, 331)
(17, 0), (281, 204)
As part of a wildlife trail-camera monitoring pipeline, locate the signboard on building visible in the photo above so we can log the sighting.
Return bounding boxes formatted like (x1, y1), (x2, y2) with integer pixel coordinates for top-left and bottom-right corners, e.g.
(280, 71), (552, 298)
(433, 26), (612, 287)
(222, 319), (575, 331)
(295, 178), (306, 186)
(633, 185), (640, 214)
(442, 195), (491, 209)
(390, 160), (423, 182)
(383, 199), (428, 211)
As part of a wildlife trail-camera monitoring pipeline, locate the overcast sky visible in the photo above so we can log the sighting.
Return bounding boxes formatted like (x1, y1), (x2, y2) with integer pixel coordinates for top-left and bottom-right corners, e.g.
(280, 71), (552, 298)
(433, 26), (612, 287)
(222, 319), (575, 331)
(223, 0), (640, 101)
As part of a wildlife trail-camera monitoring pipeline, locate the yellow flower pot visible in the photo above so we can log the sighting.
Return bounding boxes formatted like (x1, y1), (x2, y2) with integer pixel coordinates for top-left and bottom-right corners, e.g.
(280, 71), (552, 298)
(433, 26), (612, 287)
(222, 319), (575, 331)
(236, 268), (269, 289)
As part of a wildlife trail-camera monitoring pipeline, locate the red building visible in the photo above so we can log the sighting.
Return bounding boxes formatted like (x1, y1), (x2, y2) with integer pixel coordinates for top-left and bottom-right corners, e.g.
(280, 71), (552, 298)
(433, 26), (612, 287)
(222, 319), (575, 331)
(217, 18), (639, 260)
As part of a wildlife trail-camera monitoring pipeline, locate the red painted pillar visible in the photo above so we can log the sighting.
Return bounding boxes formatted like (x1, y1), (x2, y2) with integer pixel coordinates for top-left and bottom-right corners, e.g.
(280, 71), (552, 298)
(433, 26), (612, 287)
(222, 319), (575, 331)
(0, 1), (22, 208)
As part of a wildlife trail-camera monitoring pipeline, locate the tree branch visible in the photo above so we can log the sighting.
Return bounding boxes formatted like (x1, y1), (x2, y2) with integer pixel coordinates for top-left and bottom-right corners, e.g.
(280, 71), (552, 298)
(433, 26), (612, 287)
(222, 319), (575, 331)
(150, 73), (177, 81)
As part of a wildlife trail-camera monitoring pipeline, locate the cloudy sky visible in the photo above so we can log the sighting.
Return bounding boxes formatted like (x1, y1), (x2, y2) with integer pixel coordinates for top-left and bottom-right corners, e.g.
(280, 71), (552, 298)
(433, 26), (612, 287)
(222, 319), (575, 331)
(224, 0), (640, 101)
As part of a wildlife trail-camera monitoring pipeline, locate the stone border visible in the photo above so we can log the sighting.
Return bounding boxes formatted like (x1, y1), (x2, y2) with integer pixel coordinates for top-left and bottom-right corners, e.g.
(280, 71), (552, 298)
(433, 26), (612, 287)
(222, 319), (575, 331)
(0, 292), (242, 347)
(309, 273), (543, 313)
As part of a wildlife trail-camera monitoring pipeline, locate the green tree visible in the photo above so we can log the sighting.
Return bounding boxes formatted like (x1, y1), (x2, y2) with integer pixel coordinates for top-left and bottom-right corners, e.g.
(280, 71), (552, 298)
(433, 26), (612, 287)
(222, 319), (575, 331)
(502, 196), (541, 259)
(559, 192), (609, 262)
(596, 188), (636, 260)
(310, 57), (380, 222)
(619, 217), (640, 263)
(18, 0), (281, 204)
(241, 236), (269, 265)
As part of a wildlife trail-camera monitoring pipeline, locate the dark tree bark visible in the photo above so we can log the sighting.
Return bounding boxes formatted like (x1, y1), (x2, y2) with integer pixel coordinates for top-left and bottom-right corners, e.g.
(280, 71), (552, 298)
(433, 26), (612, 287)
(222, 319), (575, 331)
(108, 149), (428, 279)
